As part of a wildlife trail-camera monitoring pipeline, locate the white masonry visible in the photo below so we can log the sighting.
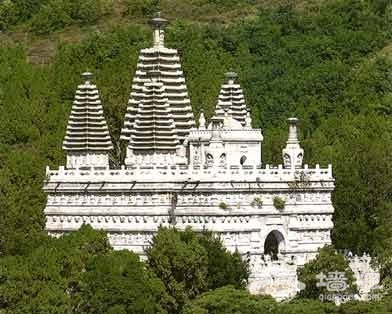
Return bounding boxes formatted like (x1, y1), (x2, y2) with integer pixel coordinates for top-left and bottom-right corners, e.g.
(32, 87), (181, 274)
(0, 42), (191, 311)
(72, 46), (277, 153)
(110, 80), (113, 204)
(43, 14), (378, 300)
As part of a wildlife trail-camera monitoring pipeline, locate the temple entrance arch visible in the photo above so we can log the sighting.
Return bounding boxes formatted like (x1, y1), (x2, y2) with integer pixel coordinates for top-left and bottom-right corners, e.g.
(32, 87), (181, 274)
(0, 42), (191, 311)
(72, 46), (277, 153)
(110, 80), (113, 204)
(264, 230), (285, 261)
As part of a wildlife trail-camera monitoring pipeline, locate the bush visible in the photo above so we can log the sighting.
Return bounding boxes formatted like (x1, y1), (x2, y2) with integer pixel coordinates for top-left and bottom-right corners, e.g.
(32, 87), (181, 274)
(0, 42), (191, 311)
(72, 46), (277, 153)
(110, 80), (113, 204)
(0, 225), (111, 313)
(30, 0), (113, 34)
(146, 227), (249, 313)
(76, 250), (173, 314)
(31, 0), (71, 34)
(297, 245), (358, 300)
(182, 286), (277, 314)
(0, 0), (17, 30)
(219, 201), (228, 209)
(70, 0), (113, 24)
(251, 197), (263, 208)
(273, 196), (285, 211)
(123, 0), (158, 18)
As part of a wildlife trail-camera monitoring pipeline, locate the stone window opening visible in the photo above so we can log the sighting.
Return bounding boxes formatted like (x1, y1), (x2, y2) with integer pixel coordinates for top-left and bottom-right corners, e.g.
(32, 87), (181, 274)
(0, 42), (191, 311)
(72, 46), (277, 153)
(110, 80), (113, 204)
(240, 155), (247, 165)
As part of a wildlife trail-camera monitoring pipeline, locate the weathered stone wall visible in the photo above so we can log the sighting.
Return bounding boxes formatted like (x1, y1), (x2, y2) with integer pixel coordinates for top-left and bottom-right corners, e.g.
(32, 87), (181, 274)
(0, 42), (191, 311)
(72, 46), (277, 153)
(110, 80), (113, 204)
(44, 163), (335, 299)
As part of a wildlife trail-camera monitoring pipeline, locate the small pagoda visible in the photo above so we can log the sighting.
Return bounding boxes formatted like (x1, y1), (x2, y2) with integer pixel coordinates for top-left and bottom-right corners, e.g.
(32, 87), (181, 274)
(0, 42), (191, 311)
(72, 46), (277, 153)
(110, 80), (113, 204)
(62, 72), (113, 169)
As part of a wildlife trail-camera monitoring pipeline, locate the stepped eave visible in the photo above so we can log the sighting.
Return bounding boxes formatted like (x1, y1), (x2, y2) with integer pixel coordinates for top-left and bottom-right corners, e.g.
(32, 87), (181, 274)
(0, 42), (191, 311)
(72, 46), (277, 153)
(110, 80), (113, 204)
(63, 72), (113, 152)
(214, 72), (250, 126)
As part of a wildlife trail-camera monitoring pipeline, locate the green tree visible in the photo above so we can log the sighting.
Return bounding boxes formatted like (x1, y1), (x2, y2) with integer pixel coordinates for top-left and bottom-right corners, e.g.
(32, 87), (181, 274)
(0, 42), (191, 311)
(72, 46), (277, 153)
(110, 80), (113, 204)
(338, 298), (392, 314)
(0, 225), (110, 313)
(146, 227), (249, 313)
(146, 227), (209, 312)
(279, 299), (337, 314)
(297, 246), (357, 300)
(30, 0), (112, 34)
(75, 250), (173, 314)
(182, 286), (277, 314)
(373, 202), (392, 293)
(198, 230), (249, 290)
(305, 112), (392, 256)
(0, 3), (392, 313)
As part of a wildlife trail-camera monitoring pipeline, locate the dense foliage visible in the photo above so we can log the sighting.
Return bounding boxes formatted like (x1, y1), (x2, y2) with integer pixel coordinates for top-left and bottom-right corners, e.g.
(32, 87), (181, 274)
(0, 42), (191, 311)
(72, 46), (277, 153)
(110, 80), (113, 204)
(0, 225), (113, 313)
(182, 287), (392, 314)
(75, 250), (173, 314)
(146, 227), (249, 313)
(0, 0), (392, 312)
(297, 246), (357, 299)
(0, 226), (248, 314)
(0, 0), (113, 33)
(182, 286), (277, 314)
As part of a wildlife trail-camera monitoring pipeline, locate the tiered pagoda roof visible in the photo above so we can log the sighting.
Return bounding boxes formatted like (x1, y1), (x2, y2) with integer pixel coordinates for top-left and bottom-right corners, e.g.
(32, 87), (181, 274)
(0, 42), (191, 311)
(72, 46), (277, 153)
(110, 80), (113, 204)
(215, 71), (248, 126)
(121, 14), (195, 144)
(62, 72), (113, 152)
(129, 71), (179, 150)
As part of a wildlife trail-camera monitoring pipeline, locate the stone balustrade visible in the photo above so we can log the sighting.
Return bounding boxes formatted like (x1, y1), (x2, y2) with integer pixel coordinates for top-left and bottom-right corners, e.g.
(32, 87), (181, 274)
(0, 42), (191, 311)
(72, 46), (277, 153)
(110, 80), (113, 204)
(45, 163), (333, 183)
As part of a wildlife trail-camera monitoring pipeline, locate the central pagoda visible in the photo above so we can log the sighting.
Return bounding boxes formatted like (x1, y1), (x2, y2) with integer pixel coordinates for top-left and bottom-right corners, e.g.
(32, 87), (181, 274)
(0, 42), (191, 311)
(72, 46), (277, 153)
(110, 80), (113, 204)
(121, 13), (195, 166)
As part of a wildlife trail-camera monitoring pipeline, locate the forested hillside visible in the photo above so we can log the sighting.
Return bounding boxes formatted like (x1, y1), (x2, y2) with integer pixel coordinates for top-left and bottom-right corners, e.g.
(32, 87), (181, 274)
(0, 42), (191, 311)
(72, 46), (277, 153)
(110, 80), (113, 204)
(0, 0), (392, 312)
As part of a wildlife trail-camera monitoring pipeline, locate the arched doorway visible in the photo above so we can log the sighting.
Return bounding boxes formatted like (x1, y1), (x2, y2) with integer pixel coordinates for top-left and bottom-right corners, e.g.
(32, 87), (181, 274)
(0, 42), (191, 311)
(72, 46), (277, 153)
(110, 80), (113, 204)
(264, 230), (285, 261)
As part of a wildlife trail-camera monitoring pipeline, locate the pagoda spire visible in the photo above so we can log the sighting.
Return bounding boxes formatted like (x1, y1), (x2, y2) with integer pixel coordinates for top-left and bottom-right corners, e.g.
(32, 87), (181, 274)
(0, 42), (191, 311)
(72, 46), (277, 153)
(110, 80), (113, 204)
(121, 13), (195, 163)
(245, 110), (252, 128)
(282, 117), (304, 169)
(214, 71), (248, 126)
(198, 110), (206, 129)
(129, 70), (179, 151)
(125, 70), (180, 165)
(150, 12), (167, 48)
(63, 72), (113, 169)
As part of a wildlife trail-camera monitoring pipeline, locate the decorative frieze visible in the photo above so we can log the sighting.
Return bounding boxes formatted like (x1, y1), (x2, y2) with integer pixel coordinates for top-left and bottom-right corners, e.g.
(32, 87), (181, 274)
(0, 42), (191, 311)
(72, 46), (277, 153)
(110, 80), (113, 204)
(46, 214), (254, 226)
(46, 190), (333, 209)
(290, 214), (333, 230)
(296, 230), (331, 242)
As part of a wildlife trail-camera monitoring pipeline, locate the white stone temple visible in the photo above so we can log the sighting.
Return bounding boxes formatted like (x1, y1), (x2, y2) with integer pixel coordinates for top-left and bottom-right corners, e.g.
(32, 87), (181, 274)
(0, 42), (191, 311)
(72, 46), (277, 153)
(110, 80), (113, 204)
(43, 14), (378, 299)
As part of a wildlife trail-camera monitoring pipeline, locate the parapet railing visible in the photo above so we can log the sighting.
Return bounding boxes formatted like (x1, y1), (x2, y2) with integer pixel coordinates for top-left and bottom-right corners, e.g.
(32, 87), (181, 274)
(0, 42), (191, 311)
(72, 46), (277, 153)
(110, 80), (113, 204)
(189, 128), (262, 135)
(46, 164), (333, 182)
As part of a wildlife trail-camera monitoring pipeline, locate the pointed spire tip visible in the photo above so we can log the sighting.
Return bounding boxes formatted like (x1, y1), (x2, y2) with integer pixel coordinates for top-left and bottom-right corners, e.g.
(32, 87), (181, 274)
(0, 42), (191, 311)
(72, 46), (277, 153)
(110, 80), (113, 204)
(82, 72), (93, 83)
(225, 71), (238, 82)
(150, 12), (168, 28)
(288, 117), (299, 124)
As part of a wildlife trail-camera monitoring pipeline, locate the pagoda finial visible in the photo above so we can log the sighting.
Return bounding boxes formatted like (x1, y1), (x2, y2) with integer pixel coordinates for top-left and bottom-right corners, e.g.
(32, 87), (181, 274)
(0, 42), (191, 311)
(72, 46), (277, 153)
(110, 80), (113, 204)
(150, 12), (168, 48)
(199, 110), (206, 129)
(287, 117), (299, 144)
(210, 116), (222, 141)
(282, 117), (304, 169)
(245, 110), (252, 128)
(82, 72), (93, 84)
(225, 71), (237, 84)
